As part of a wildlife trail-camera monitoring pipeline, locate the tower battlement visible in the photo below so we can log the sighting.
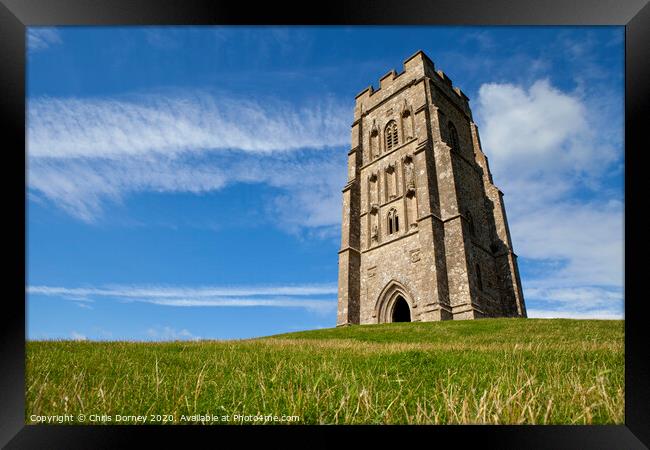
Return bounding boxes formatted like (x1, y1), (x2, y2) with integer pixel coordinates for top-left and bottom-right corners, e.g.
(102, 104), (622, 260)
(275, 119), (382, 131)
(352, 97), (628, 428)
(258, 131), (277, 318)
(354, 50), (471, 120)
(338, 51), (526, 325)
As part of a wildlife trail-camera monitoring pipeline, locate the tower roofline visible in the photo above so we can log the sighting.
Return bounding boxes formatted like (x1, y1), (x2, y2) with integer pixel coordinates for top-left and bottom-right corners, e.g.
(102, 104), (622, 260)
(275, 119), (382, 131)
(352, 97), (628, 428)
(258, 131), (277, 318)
(403, 49), (434, 68)
(355, 50), (433, 100)
(354, 50), (470, 107)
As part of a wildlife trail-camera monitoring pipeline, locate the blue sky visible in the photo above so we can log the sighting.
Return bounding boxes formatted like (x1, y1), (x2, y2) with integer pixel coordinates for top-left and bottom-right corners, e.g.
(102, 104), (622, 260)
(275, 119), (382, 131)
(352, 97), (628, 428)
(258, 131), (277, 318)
(26, 26), (624, 341)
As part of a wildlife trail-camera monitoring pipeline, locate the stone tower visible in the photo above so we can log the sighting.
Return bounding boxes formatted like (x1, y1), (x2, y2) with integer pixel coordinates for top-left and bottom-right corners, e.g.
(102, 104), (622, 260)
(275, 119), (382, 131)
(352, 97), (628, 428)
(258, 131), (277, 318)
(337, 51), (526, 325)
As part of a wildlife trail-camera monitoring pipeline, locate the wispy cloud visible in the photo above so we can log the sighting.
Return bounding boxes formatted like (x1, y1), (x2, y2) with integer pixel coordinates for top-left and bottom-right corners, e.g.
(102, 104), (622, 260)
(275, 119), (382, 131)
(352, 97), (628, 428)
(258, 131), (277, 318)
(525, 286), (622, 306)
(525, 286), (623, 320)
(511, 200), (623, 288)
(28, 92), (349, 231)
(28, 93), (349, 159)
(28, 283), (338, 313)
(27, 28), (62, 52)
(28, 283), (338, 298)
(146, 325), (199, 341)
(70, 331), (87, 340)
(29, 150), (346, 230)
(526, 310), (622, 320)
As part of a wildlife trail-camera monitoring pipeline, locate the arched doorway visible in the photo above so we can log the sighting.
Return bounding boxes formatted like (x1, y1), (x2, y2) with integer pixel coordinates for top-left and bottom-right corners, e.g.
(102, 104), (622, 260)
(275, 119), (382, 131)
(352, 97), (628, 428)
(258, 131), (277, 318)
(391, 295), (411, 322)
(375, 280), (415, 323)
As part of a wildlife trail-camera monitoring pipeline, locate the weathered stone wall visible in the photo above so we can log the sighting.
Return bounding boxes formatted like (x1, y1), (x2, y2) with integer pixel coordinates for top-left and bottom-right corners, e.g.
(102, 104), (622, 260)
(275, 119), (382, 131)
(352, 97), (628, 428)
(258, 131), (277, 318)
(337, 50), (526, 326)
(360, 233), (424, 323)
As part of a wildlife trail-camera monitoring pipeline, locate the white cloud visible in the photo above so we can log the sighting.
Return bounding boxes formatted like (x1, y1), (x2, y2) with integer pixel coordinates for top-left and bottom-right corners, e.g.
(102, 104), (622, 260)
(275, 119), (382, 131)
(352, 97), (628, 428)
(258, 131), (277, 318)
(526, 309), (622, 320)
(27, 93), (348, 231)
(28, 93), (349, 159)
(477, 79), (617, 184)
(526, 286), (622, 303)
(143, 297), (335, 313)
(146, 325), (199, 341)
(27, 28), (62, 52)
(511, 200), (623, 287)
(476, 79), (624, 320)
(524, 286), (623, 319)
(29, 150), (346, 228)
(28, 283), (338, 298)
(70, 331), (87, 340)
(28, 283), (338, 314)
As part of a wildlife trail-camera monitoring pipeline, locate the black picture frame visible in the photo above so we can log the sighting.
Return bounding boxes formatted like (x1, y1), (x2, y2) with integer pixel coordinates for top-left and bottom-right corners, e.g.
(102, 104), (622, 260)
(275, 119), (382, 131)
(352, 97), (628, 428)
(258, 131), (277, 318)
(1, 0), (648, 447)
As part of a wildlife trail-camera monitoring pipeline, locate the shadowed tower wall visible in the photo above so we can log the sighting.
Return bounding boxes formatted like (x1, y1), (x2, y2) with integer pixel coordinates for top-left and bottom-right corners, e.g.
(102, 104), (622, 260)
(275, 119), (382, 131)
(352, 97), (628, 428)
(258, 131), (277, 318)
(337, 51), (526, 325)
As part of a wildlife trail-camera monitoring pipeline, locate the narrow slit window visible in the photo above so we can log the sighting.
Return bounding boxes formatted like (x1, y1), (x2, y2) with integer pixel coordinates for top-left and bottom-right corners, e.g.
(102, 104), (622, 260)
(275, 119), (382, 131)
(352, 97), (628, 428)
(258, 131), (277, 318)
(387, 209), (399, 235)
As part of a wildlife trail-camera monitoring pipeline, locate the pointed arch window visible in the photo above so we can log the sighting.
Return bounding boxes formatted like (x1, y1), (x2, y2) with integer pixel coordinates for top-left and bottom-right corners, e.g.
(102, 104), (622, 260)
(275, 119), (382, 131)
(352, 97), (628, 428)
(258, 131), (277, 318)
(385, 120), (399, 151)
(448, 122), (460, 152)
(387, 208), (399, 235)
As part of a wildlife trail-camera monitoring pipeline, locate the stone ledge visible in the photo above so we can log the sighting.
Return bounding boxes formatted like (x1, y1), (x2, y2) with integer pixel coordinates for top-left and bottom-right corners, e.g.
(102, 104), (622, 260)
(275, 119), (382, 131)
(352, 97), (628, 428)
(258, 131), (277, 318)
(341, 180), (357, 193)
(362, 229), (419, 254)
(359, 137), (418, 171)
(338, 246), (361, 255)
(347, 146), (360, 155)
(360, 195), (408, 218)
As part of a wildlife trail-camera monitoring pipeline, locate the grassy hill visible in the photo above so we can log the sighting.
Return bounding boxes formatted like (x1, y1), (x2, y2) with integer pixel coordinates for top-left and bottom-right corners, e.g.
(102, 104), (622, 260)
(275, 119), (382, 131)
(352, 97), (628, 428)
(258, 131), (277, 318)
(26, 318), (624, 425)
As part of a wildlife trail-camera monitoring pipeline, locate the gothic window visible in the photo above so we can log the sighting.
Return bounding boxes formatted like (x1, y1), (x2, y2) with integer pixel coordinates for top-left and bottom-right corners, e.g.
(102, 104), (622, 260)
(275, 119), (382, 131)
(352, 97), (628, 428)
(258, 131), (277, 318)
(387, 208), (399, 235)
(385, 120), (399, 151)
(448, 122), (460, 152)
(476, 264), (483, 291)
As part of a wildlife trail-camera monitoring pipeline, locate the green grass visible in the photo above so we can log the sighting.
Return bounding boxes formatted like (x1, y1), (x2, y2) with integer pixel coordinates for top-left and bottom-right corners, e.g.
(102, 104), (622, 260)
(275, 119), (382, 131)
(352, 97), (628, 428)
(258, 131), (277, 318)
(26, 318), (624, 425)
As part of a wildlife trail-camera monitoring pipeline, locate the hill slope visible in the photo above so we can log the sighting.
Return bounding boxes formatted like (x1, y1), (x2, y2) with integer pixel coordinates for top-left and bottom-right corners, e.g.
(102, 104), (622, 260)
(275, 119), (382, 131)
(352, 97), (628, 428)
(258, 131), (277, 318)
(26, 318), (623, 424)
